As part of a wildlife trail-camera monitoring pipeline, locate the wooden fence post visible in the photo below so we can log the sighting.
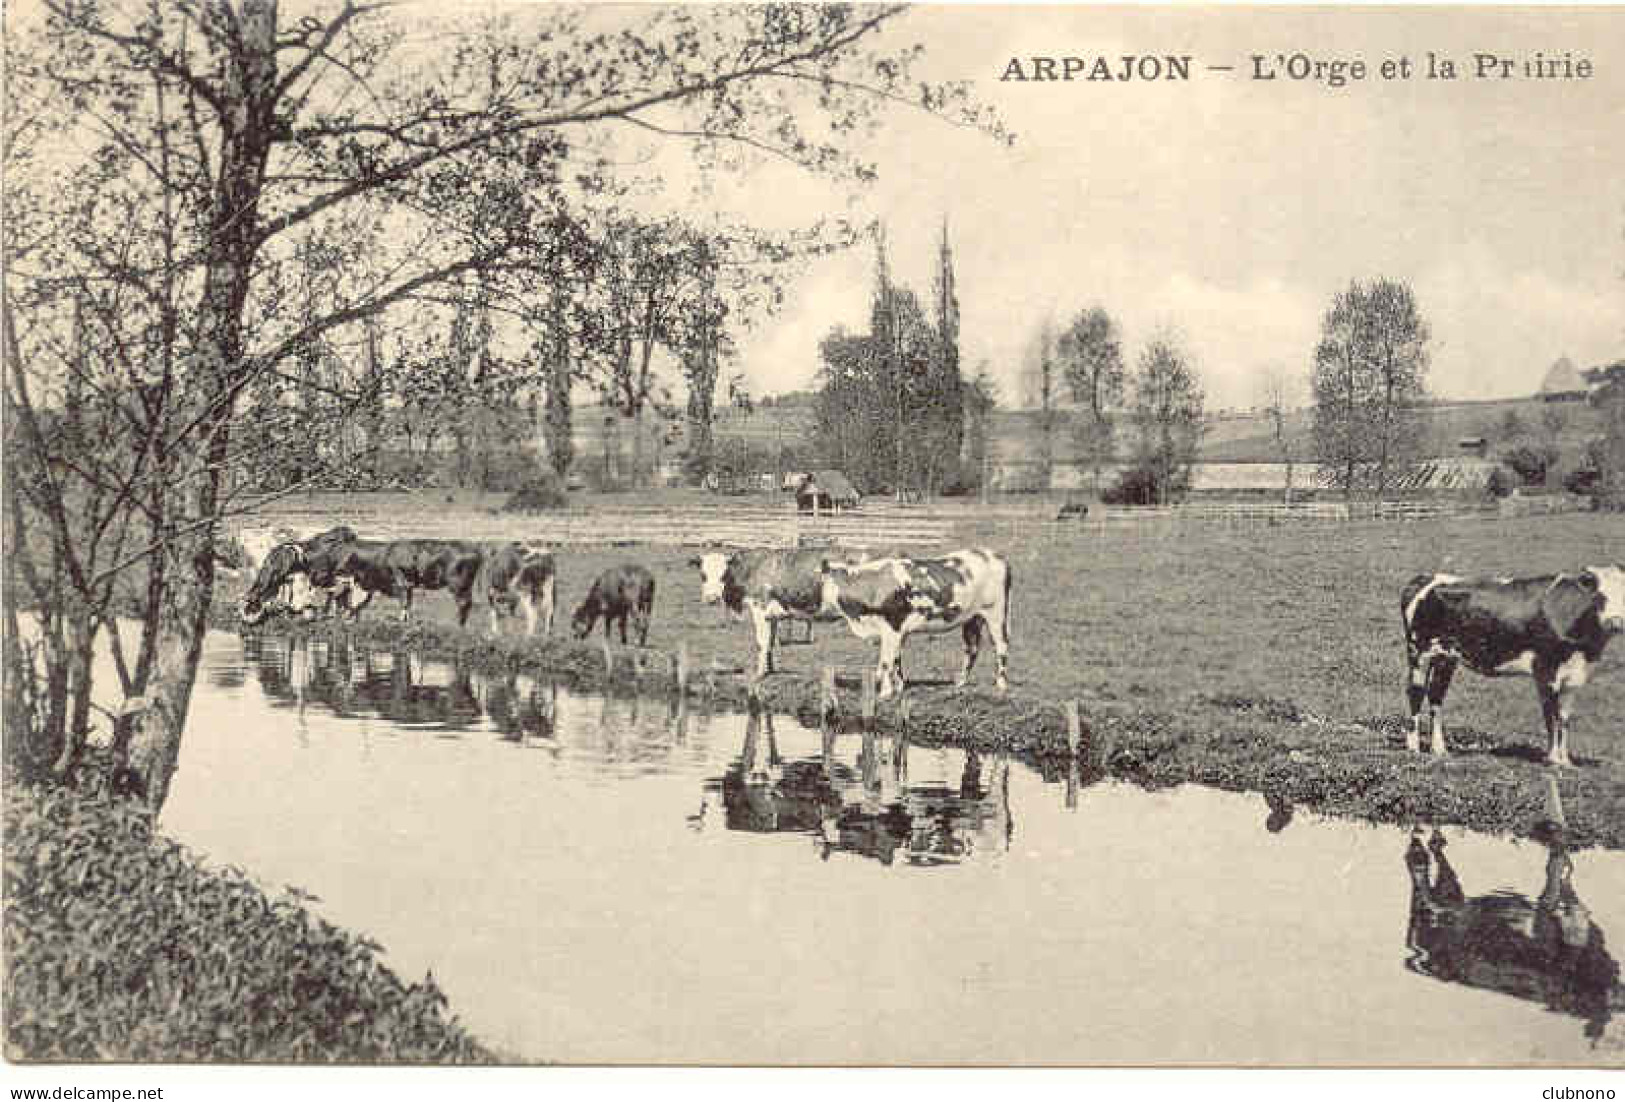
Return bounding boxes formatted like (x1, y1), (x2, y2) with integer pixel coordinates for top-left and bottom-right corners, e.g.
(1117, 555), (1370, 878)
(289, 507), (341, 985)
(1064, 700), (1083, 757)
(675, 641), (690, 696)
(860, 669), (877, 726)
(821, 665), (837, 722)
(601, 636), (614, 678)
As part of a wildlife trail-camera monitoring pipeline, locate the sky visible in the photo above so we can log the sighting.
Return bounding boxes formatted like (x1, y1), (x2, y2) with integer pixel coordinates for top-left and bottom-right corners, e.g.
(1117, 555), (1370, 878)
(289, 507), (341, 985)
(684, 5), (1625, 410)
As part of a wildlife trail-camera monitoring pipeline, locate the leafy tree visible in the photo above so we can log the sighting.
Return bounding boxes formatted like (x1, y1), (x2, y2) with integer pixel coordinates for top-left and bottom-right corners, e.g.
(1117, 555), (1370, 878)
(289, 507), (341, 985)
(1057, 306), (1125, 494)
(1311, 277), (1430, 498)
(1126, 335), (1205, 504)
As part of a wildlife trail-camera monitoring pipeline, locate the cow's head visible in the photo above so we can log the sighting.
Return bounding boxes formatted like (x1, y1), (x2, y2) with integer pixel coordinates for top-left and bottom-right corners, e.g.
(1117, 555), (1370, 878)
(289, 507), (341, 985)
(239, 542), (306, 624)
(1584, 565), (1625, 632)
(1545, 566), (1625, 641)
(690, 551), (736, 606)
(570, 598), (597, 639)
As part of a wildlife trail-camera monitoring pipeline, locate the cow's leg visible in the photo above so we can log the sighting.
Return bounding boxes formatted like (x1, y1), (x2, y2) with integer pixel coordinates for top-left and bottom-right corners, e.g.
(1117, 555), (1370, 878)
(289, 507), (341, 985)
(618, 610), (629, 645)
(1548, 656), (1589, 768)
(541, 576), (556, 636)
(1425, 657), (1455, 756)
(520, 592), (537, 637)
(957, 617), (983, 688)
(1405, 650), (1429, 753)
(981, 604), (1010, 692)
(1428, 830), (1465, 905)
(455, 593), (474, 629)
(748, 604), (774, 679)
(399, 584), (414, 622)
(875, 628), (902, 699)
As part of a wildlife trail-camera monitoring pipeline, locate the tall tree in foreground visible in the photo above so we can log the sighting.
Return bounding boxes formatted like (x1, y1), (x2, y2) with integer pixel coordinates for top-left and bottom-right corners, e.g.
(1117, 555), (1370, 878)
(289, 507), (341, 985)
(1058, 305), (1125, 494)
(1310, 277), (1430, 499)
(1126, 335), (1205, 504)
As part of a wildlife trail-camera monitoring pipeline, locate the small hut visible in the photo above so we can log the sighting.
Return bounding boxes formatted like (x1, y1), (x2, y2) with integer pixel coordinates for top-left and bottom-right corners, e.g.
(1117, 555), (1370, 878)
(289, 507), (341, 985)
(796, 470), (860, 514)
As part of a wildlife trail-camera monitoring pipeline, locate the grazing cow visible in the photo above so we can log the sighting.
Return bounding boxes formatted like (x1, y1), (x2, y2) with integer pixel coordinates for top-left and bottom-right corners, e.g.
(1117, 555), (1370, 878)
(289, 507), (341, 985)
(571, 564), (655, 645)
(1405, 826), (1622, 1039)
(1401, 566), (1625, 765)
(318, 539), (486, 626)
(480, 542), (556, 636)
(819, 548), (1012, 699)
(690, 549), (848, 679)
(238, 526), (358, 624)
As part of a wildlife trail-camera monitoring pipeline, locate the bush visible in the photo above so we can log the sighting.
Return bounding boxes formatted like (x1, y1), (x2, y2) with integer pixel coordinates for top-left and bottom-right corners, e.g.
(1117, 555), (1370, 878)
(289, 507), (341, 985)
(1499, 443), (1559, 487)
(501, 469), (568, 513)
(4, 782), (494, 1062)
(1101, 464), (1162, 505)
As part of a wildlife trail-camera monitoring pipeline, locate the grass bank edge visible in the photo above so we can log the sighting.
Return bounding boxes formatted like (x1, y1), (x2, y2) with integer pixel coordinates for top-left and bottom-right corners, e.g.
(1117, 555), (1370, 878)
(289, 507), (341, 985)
(232, 607), (1625, 852)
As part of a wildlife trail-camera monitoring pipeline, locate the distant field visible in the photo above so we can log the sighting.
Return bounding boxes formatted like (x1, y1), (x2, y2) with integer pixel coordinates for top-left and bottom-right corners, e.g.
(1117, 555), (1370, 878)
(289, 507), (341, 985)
(228, 503), (1625, 843)
(699, 394), (1603, 470)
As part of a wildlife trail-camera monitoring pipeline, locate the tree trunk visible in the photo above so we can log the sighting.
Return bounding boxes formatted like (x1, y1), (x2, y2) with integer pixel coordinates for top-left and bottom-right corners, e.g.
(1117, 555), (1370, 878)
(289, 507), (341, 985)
(135, 0), (278, 816)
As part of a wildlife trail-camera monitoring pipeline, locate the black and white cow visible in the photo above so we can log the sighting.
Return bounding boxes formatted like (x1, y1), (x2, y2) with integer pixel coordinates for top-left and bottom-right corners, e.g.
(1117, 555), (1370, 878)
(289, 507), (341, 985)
(322, 539), (487, 626)
(571, 564), (655, 645)
(819, 548), (1012, 700)
(1401, 566), (1625, 766)
(480, 542), (556, 636)
(690, 549), (846, 680)
(238, 526), (358, 624)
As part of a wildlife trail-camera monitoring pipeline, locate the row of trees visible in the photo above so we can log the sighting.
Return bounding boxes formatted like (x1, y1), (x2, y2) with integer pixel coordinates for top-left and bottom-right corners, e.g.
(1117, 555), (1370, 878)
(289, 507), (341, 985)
(812, 222), (994, 497)
(1022, 309), (1206, 503)
(4, 0), (1006, 812)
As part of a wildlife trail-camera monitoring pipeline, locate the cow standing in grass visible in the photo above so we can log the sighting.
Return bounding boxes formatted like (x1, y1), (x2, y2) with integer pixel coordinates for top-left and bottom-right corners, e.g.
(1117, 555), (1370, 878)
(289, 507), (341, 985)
(691, 549), (847, 679)
(1401, 566), (1625, 766)
(238, 526), (358, 624)
(298, 539), (484, 627)
(572, 564), (655, 645)
(480, 543), (556, 636)
(819, 548), (1012, 699)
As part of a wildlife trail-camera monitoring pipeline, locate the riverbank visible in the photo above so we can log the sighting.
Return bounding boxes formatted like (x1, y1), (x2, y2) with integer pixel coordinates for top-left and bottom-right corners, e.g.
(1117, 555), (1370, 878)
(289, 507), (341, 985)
(213, 510), (1625, 847)
(4, 771), (496, 1063)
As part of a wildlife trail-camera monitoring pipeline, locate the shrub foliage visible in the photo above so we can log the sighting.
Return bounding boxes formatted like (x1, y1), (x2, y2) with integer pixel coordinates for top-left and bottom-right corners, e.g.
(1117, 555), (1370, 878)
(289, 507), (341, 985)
(4, 783), (494, 1063)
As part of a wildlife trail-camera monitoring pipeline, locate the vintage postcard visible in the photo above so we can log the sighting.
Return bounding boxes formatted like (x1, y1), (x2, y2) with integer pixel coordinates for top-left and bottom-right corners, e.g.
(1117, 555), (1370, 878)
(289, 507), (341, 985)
(4, 0), (1623, 1090)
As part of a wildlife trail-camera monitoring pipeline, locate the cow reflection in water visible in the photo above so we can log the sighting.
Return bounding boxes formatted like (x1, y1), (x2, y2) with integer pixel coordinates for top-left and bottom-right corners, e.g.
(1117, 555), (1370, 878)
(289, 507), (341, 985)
(696, 704), (1014, 868)
(1405, 826), (1623, 1041)
(251, 636), (482, 729)
(468, 669), (558, 743)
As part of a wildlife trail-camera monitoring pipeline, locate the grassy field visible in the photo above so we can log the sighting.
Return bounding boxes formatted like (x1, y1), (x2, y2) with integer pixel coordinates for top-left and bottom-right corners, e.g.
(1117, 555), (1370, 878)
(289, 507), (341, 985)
(222, 506), (1625, 847)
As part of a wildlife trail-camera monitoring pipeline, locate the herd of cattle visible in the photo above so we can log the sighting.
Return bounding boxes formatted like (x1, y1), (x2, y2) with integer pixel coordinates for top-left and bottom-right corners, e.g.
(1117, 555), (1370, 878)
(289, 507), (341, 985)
(234, 525), (1623, 768)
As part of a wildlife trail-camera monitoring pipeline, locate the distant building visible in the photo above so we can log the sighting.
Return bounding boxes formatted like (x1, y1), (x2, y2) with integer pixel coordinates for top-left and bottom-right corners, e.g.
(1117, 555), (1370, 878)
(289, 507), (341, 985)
(1539, 355), (1588, 402)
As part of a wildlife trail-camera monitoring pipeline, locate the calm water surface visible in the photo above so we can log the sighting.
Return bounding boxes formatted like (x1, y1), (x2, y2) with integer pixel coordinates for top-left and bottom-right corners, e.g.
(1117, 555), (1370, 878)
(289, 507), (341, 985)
(157, 630), (1625, 1066)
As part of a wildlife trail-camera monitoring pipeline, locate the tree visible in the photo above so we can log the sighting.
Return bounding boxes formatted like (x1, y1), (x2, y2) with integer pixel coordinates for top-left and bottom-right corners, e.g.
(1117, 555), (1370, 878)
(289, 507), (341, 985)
(1125, 335), (1205, 504)
(1257, 367), (1303, 504)
(6, 0), (1002, 814)
(810, 221), (967, 496)
(1020, 318), (1059, 490)
(963, 361), (1000, 501)
(1057, 306), (1125, 494)
(1311, 277), (1430, 499)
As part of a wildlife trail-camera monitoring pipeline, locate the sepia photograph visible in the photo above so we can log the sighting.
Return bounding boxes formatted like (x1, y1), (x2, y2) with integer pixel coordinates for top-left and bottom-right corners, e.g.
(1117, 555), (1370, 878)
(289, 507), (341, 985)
(3, 0), (1624, 1087)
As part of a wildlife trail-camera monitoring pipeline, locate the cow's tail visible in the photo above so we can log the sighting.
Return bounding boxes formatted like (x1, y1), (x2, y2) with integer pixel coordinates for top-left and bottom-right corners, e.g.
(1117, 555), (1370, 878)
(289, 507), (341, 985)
(1001, 555), (1012, 644)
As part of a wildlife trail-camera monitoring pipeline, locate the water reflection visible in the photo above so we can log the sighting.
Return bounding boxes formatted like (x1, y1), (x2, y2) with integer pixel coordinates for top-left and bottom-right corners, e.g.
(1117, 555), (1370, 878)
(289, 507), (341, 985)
(241, 631), (705, 769)
(1406, 827), (1625, 1042)
(696, 703), (1021, 869)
